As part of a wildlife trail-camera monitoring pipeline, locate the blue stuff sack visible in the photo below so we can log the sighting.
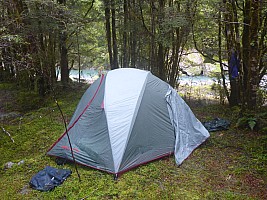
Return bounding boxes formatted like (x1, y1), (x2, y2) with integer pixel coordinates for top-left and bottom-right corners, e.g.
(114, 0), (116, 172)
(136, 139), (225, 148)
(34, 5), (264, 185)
(29, 166), (71, 191)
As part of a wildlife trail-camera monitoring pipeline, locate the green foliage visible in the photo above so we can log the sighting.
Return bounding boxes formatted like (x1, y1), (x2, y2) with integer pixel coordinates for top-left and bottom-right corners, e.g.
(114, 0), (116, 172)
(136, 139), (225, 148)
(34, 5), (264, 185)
(159, 6), (190, 47)
(248, 118), (257, 130)
(64, 0), (108, 68)
(15, 70), (34, 90)
(191, 0), (222, 59)
(0, 34), (24, 44)
(261, 127), (267, 134)
(236, 111), (267, 132)
(236, 117), (257, 131)
(0, 83), (16, 90)
(257, 88), (267, 107)
(16, 91), (42, 112)
(210, 75), (227, 105)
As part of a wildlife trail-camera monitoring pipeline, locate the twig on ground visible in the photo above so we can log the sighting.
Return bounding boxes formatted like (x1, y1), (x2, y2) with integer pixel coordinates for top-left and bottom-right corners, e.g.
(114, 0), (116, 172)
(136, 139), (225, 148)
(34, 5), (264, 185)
(19, 117), (23, 129)
(1, 126), (14, 143)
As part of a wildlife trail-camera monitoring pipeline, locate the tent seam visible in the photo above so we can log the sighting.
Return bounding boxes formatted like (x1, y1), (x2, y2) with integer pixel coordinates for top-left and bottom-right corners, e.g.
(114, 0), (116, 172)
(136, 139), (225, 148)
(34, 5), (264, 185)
(117, 72), (150, 173)
(47, 74), (105, 152)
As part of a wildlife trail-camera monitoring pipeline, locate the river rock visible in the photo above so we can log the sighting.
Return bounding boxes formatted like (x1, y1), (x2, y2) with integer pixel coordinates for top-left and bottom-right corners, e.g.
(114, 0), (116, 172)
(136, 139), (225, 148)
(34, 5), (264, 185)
(4, 161), (15, 169)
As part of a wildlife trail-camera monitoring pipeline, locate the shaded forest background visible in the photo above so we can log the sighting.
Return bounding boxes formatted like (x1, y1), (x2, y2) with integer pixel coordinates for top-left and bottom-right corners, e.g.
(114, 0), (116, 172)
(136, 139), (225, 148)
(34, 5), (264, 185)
(0, 0), (266, 110)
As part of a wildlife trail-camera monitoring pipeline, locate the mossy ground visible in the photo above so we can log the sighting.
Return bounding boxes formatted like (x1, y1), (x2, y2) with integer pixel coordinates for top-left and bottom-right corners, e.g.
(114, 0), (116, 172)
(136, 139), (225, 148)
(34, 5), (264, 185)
(0, 82), (266, 200)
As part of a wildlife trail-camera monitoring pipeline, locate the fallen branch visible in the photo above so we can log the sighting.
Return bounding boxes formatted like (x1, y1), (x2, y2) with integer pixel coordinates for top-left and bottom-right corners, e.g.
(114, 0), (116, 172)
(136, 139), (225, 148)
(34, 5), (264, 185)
(51, 88), (81, 182)
(1, 126), (14, 143)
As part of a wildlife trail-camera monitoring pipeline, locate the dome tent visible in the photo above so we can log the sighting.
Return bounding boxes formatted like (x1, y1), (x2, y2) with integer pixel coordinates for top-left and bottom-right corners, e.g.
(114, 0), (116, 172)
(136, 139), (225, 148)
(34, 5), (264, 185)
(47, 68), (209, 177)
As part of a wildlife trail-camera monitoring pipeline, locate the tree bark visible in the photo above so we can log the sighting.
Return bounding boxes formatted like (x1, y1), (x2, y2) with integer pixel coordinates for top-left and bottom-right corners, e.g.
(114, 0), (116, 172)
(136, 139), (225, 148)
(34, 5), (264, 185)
(247, 0), (260, 109)
(241, 0), (251, 108)
(111, 0), (118, 69)
(104, 0), (113, 69)
(218, 6), (230, 102)
(150, 0), (156, 74)
(129, 0), (137, 68)
(59, 29), (69, 85)
(58, 0), (69, 85)
(122, 0), (129, 68)
(223, 0), (239, 106)
(258, 7), (267, 82)
(157, 0), (166, 81)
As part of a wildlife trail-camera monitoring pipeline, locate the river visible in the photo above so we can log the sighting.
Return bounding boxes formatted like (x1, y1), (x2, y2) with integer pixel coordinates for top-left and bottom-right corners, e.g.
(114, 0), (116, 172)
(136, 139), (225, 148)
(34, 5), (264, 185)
(62, 68), (266, 90)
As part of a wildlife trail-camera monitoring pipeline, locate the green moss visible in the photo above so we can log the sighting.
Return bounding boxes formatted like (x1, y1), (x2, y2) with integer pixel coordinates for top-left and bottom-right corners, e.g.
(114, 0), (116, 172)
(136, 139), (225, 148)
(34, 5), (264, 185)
(0, 84), (266, 200)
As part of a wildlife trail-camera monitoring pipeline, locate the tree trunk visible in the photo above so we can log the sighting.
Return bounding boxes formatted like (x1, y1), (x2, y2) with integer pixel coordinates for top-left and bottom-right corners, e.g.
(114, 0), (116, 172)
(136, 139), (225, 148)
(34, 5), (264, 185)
(247, 0), (260, 109)
(60, 31), (69, 85)
(223, 0), (239, 106)
(150, 0), (156, 74)
(129, 0), (137, 68)
(258, 12), (267, 81)
(111, 0), (118, 69)
(58, 0), (69, 85)
(157, 0), (166, 81)
(218, 6), (230, 102)
(122, 0), (129, 68)
(158, 43), (165, 81)
(104, 0), (113, 69)
(241, 0), (251, 108)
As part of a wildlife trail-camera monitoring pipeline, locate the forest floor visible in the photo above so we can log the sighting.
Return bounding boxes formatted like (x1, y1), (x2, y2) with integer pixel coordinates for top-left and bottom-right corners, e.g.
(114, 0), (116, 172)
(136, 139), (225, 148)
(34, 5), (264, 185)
(0, 82), (267, 200)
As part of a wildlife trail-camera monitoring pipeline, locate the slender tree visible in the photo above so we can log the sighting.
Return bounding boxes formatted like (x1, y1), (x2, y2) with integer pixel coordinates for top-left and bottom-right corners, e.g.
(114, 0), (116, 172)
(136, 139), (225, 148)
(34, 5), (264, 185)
(111, 0), (118, 69)
(103, 0), (118, 70)
(247, 0), (260, 109)
(104, 0), (113, 69)
(223, 0), (240, 106)
(58, 0), (69, 85)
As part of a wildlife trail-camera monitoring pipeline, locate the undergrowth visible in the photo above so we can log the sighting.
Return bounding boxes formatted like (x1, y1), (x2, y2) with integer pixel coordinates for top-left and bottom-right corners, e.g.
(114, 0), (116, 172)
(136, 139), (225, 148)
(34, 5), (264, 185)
(0, 83), (266, 200)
